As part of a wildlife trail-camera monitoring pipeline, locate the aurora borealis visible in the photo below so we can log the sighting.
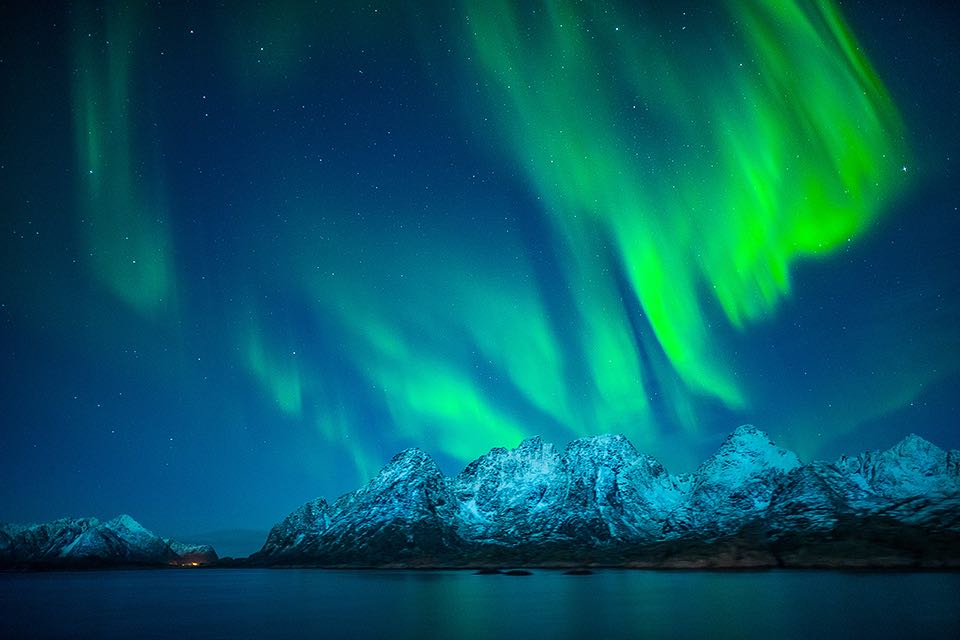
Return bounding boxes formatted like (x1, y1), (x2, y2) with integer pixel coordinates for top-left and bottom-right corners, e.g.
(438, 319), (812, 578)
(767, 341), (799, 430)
(1, 0), (958, 552)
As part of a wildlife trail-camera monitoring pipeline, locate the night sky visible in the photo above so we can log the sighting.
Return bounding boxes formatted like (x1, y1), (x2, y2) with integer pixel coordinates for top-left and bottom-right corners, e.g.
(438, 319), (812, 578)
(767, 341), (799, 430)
(1, 0), (958, 555)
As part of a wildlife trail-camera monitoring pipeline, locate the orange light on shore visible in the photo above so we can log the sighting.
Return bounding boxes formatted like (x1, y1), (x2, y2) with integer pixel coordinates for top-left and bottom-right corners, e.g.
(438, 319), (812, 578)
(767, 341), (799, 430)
(170, 560), (204, 567)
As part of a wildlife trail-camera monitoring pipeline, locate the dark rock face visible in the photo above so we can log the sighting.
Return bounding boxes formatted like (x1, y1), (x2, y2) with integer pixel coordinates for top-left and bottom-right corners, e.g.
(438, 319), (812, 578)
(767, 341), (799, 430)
(257, 498), (331, 560)
(0, 514), (218, 569)
(255, 426), (960, 568)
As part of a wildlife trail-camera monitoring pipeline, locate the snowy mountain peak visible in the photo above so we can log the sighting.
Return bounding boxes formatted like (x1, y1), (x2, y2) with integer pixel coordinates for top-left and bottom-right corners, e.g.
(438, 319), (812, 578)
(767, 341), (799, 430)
(836, 433), (959, 499)
(565, 433), (635, 453)
(382, 448), (439, 475)
(509, 435), (559, 467)
(888, 433), (941, 458)
(389, 447), (430, 464)
(518, 435), (544, 450)
(457, 436), (561, 483)
(345, 445), (450, 513)
(726, 424), (780, 449)
(707, 425), (802, 474)
(358, 448), (445, 495)
(108, 514), (149, 533)
(731, 423), (765, 437)
(562, 434), (639, 477)
(665, 426), (803, 536)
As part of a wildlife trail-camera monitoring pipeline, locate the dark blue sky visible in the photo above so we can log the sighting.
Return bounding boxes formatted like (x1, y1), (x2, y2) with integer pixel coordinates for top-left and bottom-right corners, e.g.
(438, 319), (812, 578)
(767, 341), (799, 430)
(1, 0), (958, 555)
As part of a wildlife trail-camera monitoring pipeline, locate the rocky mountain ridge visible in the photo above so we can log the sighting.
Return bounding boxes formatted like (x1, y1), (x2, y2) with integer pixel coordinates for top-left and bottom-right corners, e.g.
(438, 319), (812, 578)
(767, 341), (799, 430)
(253, 426), (960, 568)
(0, 514), (218, 569)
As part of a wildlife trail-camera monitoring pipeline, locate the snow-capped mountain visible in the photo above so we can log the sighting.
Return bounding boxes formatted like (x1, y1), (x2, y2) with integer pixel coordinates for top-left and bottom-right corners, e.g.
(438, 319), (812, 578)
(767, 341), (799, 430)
(666, 425), (802, 537)
(836, 433), (960, 499)
(253, 426), (960, 568)
(264, 448), (464, 565)
(0, 514), (218, 568)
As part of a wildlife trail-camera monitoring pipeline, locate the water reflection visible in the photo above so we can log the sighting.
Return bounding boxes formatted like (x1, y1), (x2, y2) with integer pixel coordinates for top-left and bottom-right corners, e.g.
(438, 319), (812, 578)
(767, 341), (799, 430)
(1, 569), (958, 639)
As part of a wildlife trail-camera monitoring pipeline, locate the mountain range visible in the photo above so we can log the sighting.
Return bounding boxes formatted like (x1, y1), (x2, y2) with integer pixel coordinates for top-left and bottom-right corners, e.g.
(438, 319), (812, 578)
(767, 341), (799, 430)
(4, 426), (958, 570)
(251, 426), (960, 568)
(0, 514), (218, 569)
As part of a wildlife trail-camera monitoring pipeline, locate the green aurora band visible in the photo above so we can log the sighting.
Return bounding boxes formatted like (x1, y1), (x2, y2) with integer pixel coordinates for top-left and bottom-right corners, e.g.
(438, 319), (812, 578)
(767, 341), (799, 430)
(461, 0), (909, 408)
(239, 0), (912, 476)
(63, 1), (916, 482)
(72, 5), (174, 316)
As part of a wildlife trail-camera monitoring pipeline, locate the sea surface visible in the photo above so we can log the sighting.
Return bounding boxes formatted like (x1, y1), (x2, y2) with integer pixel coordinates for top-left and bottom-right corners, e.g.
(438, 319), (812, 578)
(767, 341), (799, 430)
(1, 568), (958, 639)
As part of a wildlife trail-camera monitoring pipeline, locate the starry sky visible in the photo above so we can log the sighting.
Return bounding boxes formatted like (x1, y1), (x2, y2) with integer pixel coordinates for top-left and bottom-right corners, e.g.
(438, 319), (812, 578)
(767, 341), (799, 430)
(1, 0), (958, 555)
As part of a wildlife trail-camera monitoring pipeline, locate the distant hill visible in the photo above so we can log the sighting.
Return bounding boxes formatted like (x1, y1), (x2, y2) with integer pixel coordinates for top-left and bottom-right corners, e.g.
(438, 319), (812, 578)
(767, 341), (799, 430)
(0, 514), (217, 569)
(170, 529), (269, 559)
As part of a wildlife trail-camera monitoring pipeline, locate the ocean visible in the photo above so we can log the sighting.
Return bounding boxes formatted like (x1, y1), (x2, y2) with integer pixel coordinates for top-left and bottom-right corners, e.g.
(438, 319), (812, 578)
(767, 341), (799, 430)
(2, 568), (958, 638)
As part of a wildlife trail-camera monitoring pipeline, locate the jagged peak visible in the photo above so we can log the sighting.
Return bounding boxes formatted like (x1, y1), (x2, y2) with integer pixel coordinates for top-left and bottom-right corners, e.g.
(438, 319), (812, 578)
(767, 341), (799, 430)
(515, 435), (562, 460)
(569, 432), (633, 446)
(107, 514), (148, 532)
(367, 447), (444, 489)
(887, 433), (942, 457)
(728, 423), (768, 441)
(517, 435), (543, 450)
(836, 434), (945, 472)
(722, 425), (787, 453)
(702, 425), (801, 475)
(565, 433), (636, 454)
(386, 447), (435, 467)
(455, 437), (559, 482)
(504, 435), (554, 460)
(562, 434), (639, 475)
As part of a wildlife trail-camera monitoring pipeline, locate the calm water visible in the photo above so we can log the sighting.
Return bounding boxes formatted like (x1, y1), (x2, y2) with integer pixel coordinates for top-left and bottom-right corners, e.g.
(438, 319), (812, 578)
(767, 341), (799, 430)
(1, 569), (958, 639)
